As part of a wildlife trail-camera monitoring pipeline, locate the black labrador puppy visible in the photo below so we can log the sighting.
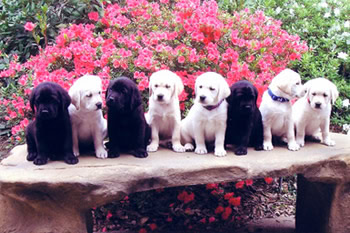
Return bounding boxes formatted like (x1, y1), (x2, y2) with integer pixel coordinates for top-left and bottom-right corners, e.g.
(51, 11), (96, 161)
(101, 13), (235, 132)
(225, 80), (264, 155)
(106, 77), (150, 158)
(26, 82), (78, 165)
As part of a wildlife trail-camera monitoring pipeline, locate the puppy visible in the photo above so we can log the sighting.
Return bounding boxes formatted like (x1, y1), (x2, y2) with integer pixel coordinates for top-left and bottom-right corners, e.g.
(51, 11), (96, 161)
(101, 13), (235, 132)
(259, 69), (305, 151)
(225, 80), (264, 155)
(292, 78), (338, 147)
(145, 70), (185, 153)
(181, 72), (231, 157)
(106, 77), (150, 158)
(26, 82), (78, 165)
(68, 74), (108, 159)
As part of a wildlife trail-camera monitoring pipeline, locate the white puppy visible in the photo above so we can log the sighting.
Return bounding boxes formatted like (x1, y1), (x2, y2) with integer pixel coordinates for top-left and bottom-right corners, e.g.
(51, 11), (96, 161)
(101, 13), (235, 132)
(146, 70), (185, 153)
(259, 69), (305, 151)
(68, 74), (108, 158)
(292, 78), (338, 147)
(181, 72), (230, 157)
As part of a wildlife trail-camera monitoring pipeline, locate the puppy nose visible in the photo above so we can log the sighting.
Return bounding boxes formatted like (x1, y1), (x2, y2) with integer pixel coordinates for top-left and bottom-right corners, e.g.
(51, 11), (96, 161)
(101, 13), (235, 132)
(157, 94), (164, 101)
(200, 96), (206, 101)
(96, 102), (102, 109)
(315, 102), (322, 109)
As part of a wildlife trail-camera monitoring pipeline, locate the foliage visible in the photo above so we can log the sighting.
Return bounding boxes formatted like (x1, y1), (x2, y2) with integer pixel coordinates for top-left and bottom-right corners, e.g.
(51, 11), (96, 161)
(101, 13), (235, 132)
(0, 0), (307, 145)
(221, 0), (350, 130)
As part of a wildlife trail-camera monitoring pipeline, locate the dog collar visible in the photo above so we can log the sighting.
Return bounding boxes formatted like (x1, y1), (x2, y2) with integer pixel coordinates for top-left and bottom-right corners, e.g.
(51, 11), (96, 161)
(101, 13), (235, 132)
(268, 88), (289, 102)
(203, 99), (224, 111)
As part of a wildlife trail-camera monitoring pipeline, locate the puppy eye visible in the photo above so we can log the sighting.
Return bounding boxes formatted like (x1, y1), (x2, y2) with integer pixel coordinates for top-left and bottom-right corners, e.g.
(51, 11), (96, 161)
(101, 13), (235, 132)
(323, 93), (328, 97)
(98, 91), (101, 94)
(155, 84), (159, 88)
(312, 93), (316, 96)
(165, 84), (170, 89)
(199, 85), (203, 89)
(296, 82), (300, 85)
(86, 94), (92, 98)
(209, 87), (215, 91)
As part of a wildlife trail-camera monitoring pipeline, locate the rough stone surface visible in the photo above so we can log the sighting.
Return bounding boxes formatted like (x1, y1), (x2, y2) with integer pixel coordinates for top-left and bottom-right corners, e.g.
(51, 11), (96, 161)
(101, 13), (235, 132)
(0, 133), (349, 233)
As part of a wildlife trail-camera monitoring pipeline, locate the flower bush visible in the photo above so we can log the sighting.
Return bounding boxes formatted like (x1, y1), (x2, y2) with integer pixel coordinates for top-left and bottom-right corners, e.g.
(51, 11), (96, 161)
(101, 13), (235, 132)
(0, 0), (307, 145)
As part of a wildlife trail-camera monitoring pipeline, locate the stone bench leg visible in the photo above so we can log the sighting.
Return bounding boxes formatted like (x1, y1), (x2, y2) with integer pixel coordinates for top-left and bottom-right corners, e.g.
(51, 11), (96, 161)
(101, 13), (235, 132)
(296, 174), (350, 233)
(0, 194), (92, 233)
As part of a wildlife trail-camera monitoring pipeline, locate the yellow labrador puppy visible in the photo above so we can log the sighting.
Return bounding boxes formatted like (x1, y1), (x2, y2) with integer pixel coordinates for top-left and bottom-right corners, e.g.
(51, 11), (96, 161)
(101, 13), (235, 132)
(259, 69), (305, 151)
(68, 75), (108, 158)
(181, 72), (230, 157)
(146, 70), (185, 152)
(293, 78), (338, 147)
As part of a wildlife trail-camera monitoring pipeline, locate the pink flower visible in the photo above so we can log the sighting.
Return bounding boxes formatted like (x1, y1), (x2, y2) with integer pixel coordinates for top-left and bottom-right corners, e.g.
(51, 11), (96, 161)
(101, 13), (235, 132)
(264, 177), (274, 184)
(88, 12), (99, 21)
(178, 56), (185, 64)
(24, 22), (35, 31)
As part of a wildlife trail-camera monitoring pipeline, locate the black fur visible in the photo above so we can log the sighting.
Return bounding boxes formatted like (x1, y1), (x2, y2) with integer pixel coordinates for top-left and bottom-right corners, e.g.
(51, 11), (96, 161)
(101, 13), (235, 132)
(26, 82), (78, 165)
(225, 80), (264, 155)
(106, 77), (151, 158)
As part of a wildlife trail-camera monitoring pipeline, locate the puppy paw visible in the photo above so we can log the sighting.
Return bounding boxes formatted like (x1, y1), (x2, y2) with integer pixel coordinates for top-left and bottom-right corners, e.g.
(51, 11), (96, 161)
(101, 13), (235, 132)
(195, 147), (207, 155)
(64, 154), (79, 165)
(108, 150), (120, 158)
(288, 142), (300, 151)
(214, 148), (227, 157)
(184, 143), (194, 151)
(73, 151), (80, 157)
(296, 139), (305, 147)
(263, 142), (274, 151)
(96, 147), (108, 159)
(33, 157), (48, 165)
(27, 152), (37, 161)
(147, 143), (159, 152)
(323, 138), (335, 147)
(131, 149), (148, 158)
(173, 144), (186, 153)
(254, 144), (264, 151)
(234, 146), (247, 156)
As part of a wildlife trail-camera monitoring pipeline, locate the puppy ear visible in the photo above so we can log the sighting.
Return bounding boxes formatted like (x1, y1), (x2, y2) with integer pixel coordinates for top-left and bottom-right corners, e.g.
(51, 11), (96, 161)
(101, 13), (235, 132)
(272, 69), (299, 95)
(174, 74), (184, 97)
(218, 76), (231, 100)
(252, 85), (259, 102)
(59, 87), (71, 110)
(329, 81), (339, 104)
(68, 83), (80, 110)
(29, 87), (37, 113)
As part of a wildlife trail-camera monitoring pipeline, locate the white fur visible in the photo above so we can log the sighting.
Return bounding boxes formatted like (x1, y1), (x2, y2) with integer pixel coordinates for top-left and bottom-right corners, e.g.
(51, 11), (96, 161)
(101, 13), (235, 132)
(68, 74), (108, 159)
(292, 78), (338, 147)
(181, 72), (231, 157)
(259, 69), (305, 151)
(145, 70), (185, 152)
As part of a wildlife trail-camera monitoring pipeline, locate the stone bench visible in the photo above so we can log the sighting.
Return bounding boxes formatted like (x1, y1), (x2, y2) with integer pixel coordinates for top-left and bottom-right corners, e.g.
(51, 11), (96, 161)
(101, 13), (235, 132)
(0, 133), (349, 233)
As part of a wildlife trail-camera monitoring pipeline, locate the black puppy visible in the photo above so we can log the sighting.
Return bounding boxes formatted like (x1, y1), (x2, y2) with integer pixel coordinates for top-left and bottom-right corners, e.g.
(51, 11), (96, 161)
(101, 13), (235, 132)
(26, 82), (78, 165)
(225, 80), (264, 155)
(106, 77), (150, 158)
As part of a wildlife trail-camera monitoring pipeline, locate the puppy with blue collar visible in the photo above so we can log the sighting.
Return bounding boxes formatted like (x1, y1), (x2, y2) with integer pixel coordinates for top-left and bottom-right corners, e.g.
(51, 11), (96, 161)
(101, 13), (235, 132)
(259, 69), (305, 151)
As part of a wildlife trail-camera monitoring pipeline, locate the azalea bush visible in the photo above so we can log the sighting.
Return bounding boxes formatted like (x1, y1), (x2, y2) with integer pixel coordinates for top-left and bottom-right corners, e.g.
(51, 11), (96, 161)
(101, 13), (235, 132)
(0, 0), (308, 145)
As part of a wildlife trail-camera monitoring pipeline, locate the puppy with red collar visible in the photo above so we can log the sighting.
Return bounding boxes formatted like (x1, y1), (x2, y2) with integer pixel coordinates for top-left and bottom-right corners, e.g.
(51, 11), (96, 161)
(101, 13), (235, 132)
(181, 72), (230, 157)
(292, 78), (338, 147)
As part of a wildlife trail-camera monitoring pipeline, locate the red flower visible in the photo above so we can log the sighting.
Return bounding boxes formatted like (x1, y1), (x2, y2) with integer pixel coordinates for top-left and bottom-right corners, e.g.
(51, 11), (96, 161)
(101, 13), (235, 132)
(221, 207), (232, 220)
(264, 177), (274, 184)
(24, 22), (35, 31)
(215, 206), (224, 214)
(245, 179), (253, 186)
(209, 216), (216, 223)
(224, 192), (234, 200)
(199, 218), (206, 224)
(229, 196), (241, 207)
(235, 181), (245, 189)
(178, 56), (185, 64)
(149, 223), (157, 231)
(206, 183), (218, 190)
(139, 228), (147, 233)
(88, 12), (99, 21)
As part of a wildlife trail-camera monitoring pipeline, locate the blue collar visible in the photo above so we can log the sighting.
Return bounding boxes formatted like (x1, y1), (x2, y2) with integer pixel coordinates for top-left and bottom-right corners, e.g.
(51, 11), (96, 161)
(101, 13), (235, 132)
(203, 99), (224, 111)
(268, 89), (289, 102)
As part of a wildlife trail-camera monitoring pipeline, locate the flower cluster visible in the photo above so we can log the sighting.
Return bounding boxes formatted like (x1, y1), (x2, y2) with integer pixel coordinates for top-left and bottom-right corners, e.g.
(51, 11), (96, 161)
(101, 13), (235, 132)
(0, 0), (307, 143)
